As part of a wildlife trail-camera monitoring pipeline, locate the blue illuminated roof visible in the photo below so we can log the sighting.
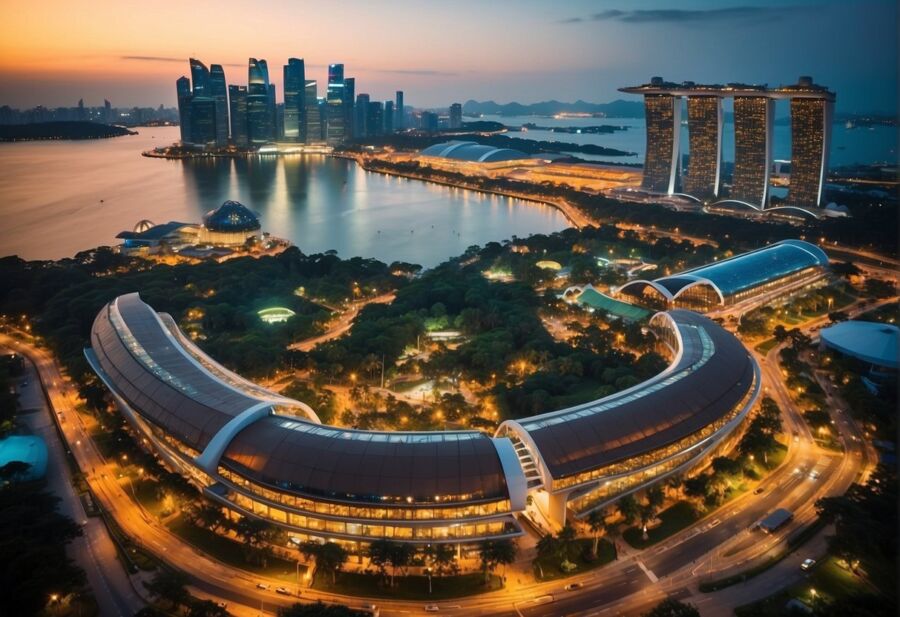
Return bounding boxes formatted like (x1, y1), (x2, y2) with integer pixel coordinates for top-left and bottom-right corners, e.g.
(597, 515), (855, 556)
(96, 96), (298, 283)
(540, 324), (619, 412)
(671, 240), (827, 296)
(820, 321), (898, 369)
(420, 140), (528, 163)
(203, 200), (260, 233)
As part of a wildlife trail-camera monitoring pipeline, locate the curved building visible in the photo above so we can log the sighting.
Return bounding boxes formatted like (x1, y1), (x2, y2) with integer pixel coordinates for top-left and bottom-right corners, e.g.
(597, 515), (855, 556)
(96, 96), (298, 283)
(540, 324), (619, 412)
(820, 321), (898, 370)
(618, 240), (829, 311)
(86, 294), (758, 547)
(420, 141), (529, 163)
(198, 200), (261, 246)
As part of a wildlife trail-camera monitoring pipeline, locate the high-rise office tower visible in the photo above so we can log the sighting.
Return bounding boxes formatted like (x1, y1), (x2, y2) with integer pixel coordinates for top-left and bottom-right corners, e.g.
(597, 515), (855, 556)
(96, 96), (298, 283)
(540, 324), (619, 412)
(640, 93), (680, 193)
(343, 77), (355, 139)
(268, 84), (278, 139)
(781, 77), (834, 209)
(366, 101), (384, 137)
(176, 76), (192, 143)
(103, 99), (112, 123)
(209, 64), (229, 146)
(449, 103), (462, 129)
(326, 64), (346, 144)
(189, 97), (217, 145)
(189, 58), (210, 96)
(317, 98), (328, 141)
(383, 100), (394, 134)
(247, 58), (273, 144)
(355, 93), (370, 138)
(731, 95), (773, 207)
(420, 111), (439, 132)
(228, 85), (249, 147)
(283, 58), (306, 141)
(304, 80), (322, 143)
(395, 91), (404, 129)
(683, 96), (722, 199)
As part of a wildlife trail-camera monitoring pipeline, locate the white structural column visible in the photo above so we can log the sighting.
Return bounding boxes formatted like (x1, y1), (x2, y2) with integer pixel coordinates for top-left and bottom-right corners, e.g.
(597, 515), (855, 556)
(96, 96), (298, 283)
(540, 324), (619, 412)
(491, 437), (529, 512)
(194, 401), (274, 474)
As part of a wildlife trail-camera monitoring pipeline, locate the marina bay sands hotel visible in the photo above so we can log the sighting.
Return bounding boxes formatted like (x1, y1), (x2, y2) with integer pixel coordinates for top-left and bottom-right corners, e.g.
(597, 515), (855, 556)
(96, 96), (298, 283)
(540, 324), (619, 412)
(620, 76), (835, 210)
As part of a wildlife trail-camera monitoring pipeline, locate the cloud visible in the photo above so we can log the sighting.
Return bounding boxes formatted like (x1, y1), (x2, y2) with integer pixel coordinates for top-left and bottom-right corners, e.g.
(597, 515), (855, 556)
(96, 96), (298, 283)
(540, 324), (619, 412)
(376, 68), (458, 77)
(121, 56), (243, 67)
(560, 6), (805, 25)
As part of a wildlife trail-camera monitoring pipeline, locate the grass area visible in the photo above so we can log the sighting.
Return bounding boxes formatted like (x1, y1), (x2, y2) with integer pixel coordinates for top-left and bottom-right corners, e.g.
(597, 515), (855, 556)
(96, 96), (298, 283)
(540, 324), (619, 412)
(167, 514), (303, 583)
(699, 518), (827, 592)
(102, 508), (159, 572)
(754, 338), (779, 354)
(623, 501), (700, 549)
(532, 538), (616, 581)
(131, 477), (168, 518)
(734, 556), (871, 616)
(312, 571), (502, 600)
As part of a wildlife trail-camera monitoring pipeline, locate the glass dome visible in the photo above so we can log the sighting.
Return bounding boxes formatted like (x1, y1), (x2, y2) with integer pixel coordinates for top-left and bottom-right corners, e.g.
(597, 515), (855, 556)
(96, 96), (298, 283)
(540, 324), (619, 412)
(202, 200), (261, 233)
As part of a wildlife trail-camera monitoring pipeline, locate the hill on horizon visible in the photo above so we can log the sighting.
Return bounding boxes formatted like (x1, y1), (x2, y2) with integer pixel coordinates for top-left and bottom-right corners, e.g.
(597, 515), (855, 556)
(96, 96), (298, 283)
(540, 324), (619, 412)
(462, 99), (644, 118)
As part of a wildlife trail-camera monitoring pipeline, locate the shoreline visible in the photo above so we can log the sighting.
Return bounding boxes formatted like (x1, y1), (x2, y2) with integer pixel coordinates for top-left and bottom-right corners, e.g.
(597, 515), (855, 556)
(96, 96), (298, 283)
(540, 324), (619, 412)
(335, 152), (593, 230)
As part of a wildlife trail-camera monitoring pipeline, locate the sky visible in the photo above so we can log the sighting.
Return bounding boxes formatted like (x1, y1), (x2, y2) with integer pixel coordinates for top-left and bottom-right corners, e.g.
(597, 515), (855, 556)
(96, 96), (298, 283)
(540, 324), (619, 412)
(0, 0), (896, 113)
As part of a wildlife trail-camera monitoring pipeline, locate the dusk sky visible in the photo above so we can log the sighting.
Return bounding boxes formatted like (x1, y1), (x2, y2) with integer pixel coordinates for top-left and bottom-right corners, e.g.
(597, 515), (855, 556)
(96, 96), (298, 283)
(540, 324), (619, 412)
(0, 0), (896, 113)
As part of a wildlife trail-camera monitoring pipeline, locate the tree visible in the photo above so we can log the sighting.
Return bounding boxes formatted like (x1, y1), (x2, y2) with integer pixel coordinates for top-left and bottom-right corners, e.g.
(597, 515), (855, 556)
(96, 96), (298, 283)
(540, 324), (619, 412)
(367, 539), (413, 587)
(144, 569), (190, 611)
(195, 502), (226, 533)
(617, 494), (640, 525)
(278, 601), (368, 616)
(642, 598), (700, 617)
(432, 543), (455, 576)
(556, 523), (577, 562)
(533, 533), (559, 578)
(478, 539), (517, 584)
(188, 599), (229, 617)
(587, 508), (608, 557)
(773, 324), (789, 342)
(317, 542), (349, 584)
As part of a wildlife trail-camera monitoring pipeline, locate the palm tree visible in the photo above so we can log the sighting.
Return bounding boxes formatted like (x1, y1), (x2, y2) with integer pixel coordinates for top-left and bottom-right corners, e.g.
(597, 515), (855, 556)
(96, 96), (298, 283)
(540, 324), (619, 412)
(478, 539), (518, 584)
(587, 509), (608, 558)
(617, 494), (640, 526)
(556, 523), (577, 563)
(533, 533), (559, 579)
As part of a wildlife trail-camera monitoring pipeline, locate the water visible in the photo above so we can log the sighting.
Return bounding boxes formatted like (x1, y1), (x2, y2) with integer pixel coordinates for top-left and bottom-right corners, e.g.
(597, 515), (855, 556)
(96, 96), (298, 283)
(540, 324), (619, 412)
(0, 126), (567, 265)
(480, 114), (898, 167)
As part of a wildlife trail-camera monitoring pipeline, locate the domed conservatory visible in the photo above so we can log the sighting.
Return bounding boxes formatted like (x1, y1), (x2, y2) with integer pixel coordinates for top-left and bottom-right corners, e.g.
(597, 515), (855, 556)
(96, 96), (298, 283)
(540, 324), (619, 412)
(198, 200), (261, 246)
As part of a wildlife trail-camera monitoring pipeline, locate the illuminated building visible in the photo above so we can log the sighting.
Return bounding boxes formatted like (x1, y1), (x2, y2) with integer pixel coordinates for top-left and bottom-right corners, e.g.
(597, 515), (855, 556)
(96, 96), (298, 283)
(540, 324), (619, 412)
(326, 64), (346, 144)
(731, 95), (773, 207)
(87, 292), (757, 544)
(355, 93), (370, 138)
(366, 101), (384, 138)
(176, 76), (192, 143)
(343, 77), (355, 140)
(283, 58), (306, 142)
(228, 85), (248, 147)
(778, 77), (834, 208)
(304, 80), (323, 143)
(383, 100), (394, 134)
(248, 58), (273, 144)
(395, 91), (404, 129)
(618, 239), (829, 311)
(188, 97), (216, 146)
(209, 64), (229, 146)
(449, 103), (463, 129)
(683, 96), (722, 199)
(196, 200), (261, 246)
(635, 87), (680, 194)
(189, 58), (210, 97)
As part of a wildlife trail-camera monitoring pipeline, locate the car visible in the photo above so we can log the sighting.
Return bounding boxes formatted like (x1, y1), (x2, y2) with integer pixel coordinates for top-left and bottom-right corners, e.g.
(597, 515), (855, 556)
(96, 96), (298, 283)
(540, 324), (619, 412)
(753, 486), (765, 495)
(20, 380), (28, 388)
(801, 558), (816, 571)
(809, 470), (820, 481)
(424, 605), (440, 612)
(216, 601), (227, 609)
(275, 586), (291, 595)
(256, 583), (270, 590)
(564, 582), (584, 591)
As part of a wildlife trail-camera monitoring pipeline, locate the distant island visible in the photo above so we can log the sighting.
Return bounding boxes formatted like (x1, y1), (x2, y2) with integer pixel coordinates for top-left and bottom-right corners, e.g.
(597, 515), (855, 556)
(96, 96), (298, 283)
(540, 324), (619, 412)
(0, 121), (136, 141)
(462, 99), (645, 118)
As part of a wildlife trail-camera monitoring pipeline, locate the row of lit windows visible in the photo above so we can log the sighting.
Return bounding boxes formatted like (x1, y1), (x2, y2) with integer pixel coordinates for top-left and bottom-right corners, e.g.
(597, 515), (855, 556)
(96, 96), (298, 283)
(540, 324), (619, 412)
(226, 491), (517, 541)
(217, 466), (512, 522)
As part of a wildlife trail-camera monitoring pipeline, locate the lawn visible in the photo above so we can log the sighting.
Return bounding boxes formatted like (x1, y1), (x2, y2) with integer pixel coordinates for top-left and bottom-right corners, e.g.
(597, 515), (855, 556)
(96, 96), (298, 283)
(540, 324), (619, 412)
(754, 338), (779, 354)
(167, 514), (304, 583)
(312, 571), (502, 600)
(532, 538), (617, 581)
(734, 556), (872, 616)
(623, 501), (699, 549)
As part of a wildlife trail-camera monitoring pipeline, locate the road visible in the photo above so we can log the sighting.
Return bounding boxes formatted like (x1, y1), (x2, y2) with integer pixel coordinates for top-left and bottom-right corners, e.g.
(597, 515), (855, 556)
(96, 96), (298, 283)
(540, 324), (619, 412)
(288, 293), (396, 352)
(5, 346), (145, 616)
(2, 296), (875, 617)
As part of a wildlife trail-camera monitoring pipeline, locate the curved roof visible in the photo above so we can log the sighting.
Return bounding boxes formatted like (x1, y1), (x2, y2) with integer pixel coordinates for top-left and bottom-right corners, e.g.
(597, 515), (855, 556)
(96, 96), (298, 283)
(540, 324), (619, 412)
(820, 321), (899, 369)
(203, 200), (260, 233)
(619, 240), (828, 303)
(512, 310), (756, 479)
(88, 294), (516, 506)
(420, 140), (528, 163)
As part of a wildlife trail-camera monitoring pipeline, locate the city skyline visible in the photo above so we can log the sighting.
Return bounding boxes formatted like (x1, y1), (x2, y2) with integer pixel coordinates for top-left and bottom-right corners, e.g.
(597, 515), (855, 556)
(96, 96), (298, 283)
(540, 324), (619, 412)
(0, 0), (896, 112)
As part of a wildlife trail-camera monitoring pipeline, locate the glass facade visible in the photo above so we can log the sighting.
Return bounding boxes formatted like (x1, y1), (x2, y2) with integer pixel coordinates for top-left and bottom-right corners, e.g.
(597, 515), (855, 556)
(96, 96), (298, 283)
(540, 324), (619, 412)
(788, 97), (830, 208)
(683, 96), (721, 199)
(283, 58), (305, 141)
(642, 95), (679, 193)
(228, 86), (248, 147)
(209, 64), (229, 147)
(731, 96), (772, 207)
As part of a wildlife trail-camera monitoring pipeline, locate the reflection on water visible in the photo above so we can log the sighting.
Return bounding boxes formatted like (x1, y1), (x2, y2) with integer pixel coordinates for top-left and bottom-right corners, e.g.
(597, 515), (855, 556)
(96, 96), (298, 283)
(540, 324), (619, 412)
(0, 126), (567, 265)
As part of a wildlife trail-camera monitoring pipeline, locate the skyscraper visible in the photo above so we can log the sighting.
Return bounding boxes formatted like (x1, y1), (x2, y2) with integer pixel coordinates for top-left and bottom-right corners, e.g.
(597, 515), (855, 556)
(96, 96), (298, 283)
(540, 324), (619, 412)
(449, 103), (463, 129)
(209, 64), (229, 146)
(780, 77), (834, 209)
(283, 58), (306, 142)
(420, 111), (439, 132)
(247, 58), (273, 144)
(176, 76), (192, 143)
(683, 95), (722, 199)
(343, 77), (355, 140)
(383, 100), (394, 134)
(189, 97), (217, 145)
(641, 93), (680, 194)
(366, 101), (384, 137)
(268, 83), (278, 139)
(731, 95), (773, 207)
(304, 80), (322, 143)
(326, 64), (346, 144)
(189, 58), (210, 96)
(355, 93), (370, 138)
(395, 91), (404, 129)
(229, 85), (248, 147)
(103, 99), (112, 124)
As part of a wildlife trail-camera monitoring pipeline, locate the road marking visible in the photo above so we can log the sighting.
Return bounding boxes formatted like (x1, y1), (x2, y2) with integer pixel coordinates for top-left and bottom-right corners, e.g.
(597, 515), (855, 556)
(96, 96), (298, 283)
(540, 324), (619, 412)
(637, 560), (658, 583)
